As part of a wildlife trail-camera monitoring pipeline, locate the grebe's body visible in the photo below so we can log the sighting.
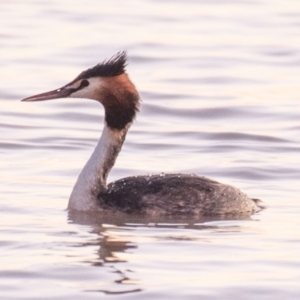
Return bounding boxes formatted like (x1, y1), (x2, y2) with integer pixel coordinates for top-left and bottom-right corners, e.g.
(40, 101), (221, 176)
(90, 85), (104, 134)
(100, 174), (259, 215)
(22, 52), (262, 216)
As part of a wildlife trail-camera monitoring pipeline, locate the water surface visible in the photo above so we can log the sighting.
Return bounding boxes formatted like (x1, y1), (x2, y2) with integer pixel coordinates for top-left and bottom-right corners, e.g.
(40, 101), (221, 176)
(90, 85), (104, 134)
(1, 0), (300, 299)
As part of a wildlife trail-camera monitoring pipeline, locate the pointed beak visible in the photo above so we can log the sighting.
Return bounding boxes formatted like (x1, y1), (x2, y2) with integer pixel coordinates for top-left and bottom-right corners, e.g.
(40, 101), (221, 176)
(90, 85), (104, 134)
(21, 86), (73, 102)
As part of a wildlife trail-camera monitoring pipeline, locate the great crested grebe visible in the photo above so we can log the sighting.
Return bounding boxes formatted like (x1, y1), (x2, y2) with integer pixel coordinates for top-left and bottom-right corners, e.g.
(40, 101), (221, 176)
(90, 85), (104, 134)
(22, 52), (263, 216)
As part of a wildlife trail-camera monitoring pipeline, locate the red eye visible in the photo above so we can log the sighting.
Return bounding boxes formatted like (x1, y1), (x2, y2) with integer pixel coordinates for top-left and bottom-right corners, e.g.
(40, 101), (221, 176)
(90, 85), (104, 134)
(81, 80), (89, 88)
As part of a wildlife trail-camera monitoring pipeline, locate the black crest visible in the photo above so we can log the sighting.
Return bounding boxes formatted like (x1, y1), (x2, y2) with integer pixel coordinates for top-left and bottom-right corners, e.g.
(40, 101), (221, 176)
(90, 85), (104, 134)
(76, 51), (127, 80)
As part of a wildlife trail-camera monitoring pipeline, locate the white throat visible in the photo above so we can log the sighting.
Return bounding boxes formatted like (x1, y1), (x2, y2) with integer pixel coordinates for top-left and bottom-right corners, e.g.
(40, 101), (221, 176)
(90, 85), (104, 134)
(68, 123), (128, 211)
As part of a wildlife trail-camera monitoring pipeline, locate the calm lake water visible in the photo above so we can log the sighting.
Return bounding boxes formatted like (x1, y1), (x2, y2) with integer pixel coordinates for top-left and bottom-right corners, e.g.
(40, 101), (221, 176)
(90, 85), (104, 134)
(1, 0), (300, 299)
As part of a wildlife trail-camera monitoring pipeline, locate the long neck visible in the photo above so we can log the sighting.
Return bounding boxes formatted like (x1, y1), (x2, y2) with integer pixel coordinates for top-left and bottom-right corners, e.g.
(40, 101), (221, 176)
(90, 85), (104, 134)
(68, 123), (129, 211)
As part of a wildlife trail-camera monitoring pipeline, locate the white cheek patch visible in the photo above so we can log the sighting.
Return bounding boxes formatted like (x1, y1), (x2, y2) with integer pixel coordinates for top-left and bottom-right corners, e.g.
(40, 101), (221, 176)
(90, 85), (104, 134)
(70, 77), (104, 100)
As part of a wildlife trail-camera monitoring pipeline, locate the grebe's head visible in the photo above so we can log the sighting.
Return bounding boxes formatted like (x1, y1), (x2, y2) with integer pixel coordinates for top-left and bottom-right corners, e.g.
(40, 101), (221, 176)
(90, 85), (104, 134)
(22, 51), (140, 129)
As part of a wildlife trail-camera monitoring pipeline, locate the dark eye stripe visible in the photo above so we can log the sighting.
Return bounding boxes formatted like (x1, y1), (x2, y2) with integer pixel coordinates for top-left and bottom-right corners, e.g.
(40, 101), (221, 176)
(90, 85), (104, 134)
(67, 80), (89, 94)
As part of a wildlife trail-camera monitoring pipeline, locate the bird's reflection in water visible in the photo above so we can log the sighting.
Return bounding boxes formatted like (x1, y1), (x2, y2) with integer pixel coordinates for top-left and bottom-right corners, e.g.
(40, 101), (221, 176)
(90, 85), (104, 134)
(67, 210), (254, 295)
(68, 211), (253, 263)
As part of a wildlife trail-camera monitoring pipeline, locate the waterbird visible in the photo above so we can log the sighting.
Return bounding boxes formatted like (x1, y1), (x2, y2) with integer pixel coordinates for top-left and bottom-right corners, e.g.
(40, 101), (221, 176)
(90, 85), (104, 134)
(22, 52), (263, 216)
